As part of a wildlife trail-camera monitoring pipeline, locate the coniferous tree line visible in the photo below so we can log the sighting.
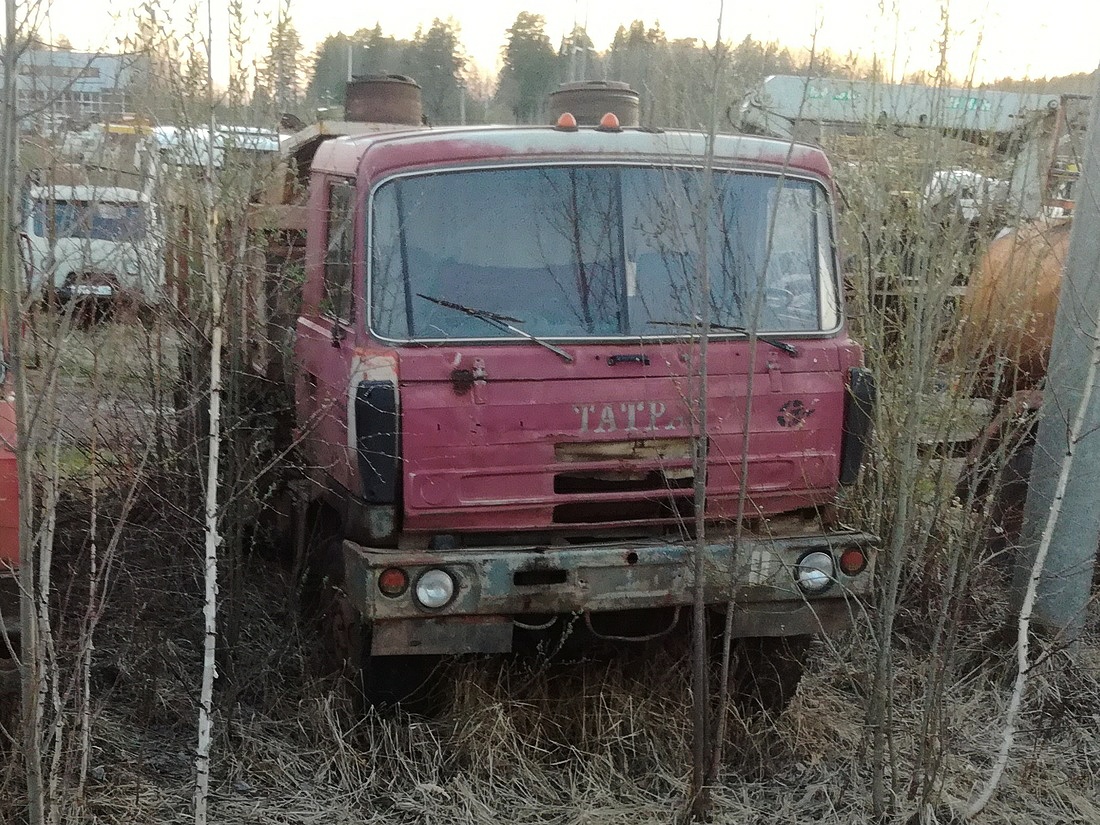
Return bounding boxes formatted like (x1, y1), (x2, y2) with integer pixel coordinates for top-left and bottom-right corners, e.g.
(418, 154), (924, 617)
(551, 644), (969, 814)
(303, 13), (1095, 129)
(38, 10), (1099, 132)
(304, 14), (853, 129)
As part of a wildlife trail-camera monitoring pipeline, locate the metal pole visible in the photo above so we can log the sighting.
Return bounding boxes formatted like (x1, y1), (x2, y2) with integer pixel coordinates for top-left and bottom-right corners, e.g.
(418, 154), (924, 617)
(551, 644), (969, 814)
(1012, 66), (1100, 642)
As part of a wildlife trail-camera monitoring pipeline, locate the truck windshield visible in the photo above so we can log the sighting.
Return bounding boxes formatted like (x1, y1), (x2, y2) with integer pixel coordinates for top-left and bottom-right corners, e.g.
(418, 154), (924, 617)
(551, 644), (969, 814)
(32, 200), (147, 242)
(370, 165), (838, 341)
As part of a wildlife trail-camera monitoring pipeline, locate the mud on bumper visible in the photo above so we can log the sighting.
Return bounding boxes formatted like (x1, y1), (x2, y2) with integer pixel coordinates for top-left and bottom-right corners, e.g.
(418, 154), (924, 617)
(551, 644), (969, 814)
(343, 531), (877, 655)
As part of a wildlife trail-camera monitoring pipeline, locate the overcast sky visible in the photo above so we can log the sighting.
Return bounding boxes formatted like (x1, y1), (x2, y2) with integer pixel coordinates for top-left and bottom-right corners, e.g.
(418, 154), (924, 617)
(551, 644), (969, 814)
(42, 0), (1100, 84)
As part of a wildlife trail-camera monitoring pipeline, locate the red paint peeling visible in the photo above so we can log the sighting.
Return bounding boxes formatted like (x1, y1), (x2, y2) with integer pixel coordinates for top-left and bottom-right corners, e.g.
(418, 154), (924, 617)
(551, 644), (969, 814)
(395, 338), (849, 533)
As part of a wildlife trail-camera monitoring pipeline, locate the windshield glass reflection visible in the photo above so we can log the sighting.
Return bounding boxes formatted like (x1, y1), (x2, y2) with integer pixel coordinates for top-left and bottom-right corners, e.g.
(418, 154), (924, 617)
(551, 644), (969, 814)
(371, 165), (834, 340)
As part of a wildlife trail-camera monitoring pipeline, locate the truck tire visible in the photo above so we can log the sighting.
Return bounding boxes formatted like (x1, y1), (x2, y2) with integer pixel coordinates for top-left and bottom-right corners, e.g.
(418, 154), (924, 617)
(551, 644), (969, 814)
(356, 654), (444, 715)
(311, 538), (442, 714)
(311, 539), (361, 678)
(730, 636), (812, 714)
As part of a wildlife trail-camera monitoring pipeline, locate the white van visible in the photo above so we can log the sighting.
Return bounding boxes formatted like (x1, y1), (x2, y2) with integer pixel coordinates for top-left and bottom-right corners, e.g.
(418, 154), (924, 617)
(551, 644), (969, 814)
(23, 185), (165, 305)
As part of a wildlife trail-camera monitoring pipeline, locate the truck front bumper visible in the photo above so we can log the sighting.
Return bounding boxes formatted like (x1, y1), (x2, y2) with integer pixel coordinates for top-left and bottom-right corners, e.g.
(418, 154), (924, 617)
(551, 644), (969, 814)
(343, 530), (877, 655)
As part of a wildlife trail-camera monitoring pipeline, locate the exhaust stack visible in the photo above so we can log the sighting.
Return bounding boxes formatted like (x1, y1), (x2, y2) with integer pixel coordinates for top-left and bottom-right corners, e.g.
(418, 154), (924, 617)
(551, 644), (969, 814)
(345, 74), (423, 125)
(548, 80), (640, 128)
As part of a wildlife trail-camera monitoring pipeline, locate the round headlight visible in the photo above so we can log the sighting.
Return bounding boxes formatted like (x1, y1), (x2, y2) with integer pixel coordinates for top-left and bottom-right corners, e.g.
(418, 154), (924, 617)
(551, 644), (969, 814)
(414, 569), (456, 609)
(795, 550), (835, 594)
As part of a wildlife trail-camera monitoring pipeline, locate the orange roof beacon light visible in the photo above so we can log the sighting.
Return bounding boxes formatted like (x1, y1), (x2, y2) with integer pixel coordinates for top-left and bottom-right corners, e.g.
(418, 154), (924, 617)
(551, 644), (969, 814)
(597, 112), (621, 132)
(555, 112), (579, 131)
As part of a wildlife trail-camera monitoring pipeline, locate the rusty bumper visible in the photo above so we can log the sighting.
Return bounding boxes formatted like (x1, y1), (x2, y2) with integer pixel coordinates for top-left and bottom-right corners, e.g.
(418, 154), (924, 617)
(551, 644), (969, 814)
(344, 530), (876, 655)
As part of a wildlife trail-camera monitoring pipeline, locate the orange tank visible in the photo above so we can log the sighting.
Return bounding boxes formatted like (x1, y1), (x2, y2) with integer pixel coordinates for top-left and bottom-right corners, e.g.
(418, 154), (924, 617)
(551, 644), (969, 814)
(956, 218), (1072, 401)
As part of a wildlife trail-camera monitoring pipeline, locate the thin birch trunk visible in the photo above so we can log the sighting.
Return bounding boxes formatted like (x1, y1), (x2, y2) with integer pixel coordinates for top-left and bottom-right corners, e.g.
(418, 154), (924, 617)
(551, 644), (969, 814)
(76, 350), (100, 801)
(40, 432), (62, 825)
(193, 233), (223, 825)
(687, 6), (723, 820)
(194, 3), (223, 820)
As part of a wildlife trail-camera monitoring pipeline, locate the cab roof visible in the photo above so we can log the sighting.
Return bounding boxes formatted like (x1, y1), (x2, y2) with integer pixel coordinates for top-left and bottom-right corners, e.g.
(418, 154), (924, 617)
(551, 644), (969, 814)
(309, 124), (833, 184)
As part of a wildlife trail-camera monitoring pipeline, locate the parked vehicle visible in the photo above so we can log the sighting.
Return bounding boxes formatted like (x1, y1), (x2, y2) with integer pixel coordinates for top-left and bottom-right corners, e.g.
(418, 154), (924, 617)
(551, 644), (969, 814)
(22, 184), (165, 306)
(953, 217), (1071, 550)
(254, 79), (878, 709)
(950, 100), (1092, 544)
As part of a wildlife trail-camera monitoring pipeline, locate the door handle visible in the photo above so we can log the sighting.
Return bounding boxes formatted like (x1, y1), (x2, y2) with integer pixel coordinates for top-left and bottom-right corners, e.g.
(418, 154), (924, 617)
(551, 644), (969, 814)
(607, 353), (649, 366)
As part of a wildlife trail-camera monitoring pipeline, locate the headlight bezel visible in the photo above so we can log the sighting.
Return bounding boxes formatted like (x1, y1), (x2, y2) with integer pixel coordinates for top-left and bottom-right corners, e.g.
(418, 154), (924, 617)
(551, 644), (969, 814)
(414, 568), (456, 610)
(794, 549), (836, 595)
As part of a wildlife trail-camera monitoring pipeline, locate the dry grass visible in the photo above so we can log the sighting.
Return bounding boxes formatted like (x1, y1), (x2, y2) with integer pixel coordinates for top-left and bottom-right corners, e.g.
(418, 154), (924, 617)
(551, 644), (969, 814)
(47, 531), (1097, 825)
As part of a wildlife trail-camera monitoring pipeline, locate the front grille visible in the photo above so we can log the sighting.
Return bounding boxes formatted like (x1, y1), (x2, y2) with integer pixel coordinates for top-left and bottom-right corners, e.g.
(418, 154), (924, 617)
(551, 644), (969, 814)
(551, 437), (698, 526)
(554, 437), (693, 463)
(553, 495), (695, 525)
(553, 470), (693, 494)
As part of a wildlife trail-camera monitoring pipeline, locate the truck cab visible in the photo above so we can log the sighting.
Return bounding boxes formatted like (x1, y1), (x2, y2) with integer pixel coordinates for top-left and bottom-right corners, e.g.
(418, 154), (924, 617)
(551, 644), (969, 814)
(292, 119), (876, 702)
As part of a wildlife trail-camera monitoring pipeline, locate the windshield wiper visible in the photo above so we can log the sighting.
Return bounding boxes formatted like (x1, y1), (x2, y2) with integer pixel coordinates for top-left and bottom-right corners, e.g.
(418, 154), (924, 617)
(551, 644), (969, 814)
(416, 294), (574, 363)
(648, 320), (799, 356)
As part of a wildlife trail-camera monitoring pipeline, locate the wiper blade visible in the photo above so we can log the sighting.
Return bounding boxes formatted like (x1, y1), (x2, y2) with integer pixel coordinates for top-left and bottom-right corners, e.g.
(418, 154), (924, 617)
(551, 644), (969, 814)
(648, 319), (799, 356)
(416, 294), (522, 324)
(416, 293), (574, 363)
(710, 323), (800, 356)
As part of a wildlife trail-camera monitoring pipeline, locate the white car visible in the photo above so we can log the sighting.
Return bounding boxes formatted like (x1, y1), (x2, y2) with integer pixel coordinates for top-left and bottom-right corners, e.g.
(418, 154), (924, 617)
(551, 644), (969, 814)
(22, 185), (165, 306)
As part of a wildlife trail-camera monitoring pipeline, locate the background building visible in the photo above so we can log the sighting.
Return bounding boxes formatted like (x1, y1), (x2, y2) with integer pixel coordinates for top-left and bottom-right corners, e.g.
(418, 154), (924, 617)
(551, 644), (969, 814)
(4, 48), (147, 132)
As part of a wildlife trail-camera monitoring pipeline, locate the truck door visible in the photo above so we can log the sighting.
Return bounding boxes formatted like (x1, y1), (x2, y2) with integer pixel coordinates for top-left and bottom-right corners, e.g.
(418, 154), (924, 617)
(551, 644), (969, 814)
(297, 177), (359, 493)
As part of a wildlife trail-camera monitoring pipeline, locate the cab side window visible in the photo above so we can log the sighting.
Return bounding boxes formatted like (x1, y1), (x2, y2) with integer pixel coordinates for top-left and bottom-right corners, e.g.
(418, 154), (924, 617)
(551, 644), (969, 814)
(322, 180), (355, 320)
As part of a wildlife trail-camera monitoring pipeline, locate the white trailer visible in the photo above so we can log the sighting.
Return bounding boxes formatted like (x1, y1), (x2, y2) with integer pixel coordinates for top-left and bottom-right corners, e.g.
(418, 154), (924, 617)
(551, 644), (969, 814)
(739, 74), (1061, 141)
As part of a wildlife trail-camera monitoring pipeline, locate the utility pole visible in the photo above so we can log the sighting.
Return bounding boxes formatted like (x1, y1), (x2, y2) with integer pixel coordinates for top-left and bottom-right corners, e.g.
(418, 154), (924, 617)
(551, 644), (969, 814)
(1012, 66), (1100, 642)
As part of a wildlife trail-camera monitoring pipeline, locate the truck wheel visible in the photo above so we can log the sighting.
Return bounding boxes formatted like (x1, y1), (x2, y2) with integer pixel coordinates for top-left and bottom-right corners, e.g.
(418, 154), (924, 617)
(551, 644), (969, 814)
(731, 636), (812, 714)
(312, 538), (363, 680)
(311, 538), (443, 714)
(356, 655), (444, 715)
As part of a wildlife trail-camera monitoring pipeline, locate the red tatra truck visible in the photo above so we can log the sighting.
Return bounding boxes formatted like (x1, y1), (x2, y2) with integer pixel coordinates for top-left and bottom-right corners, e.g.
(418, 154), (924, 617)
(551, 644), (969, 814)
(287, 88), (877, 706)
